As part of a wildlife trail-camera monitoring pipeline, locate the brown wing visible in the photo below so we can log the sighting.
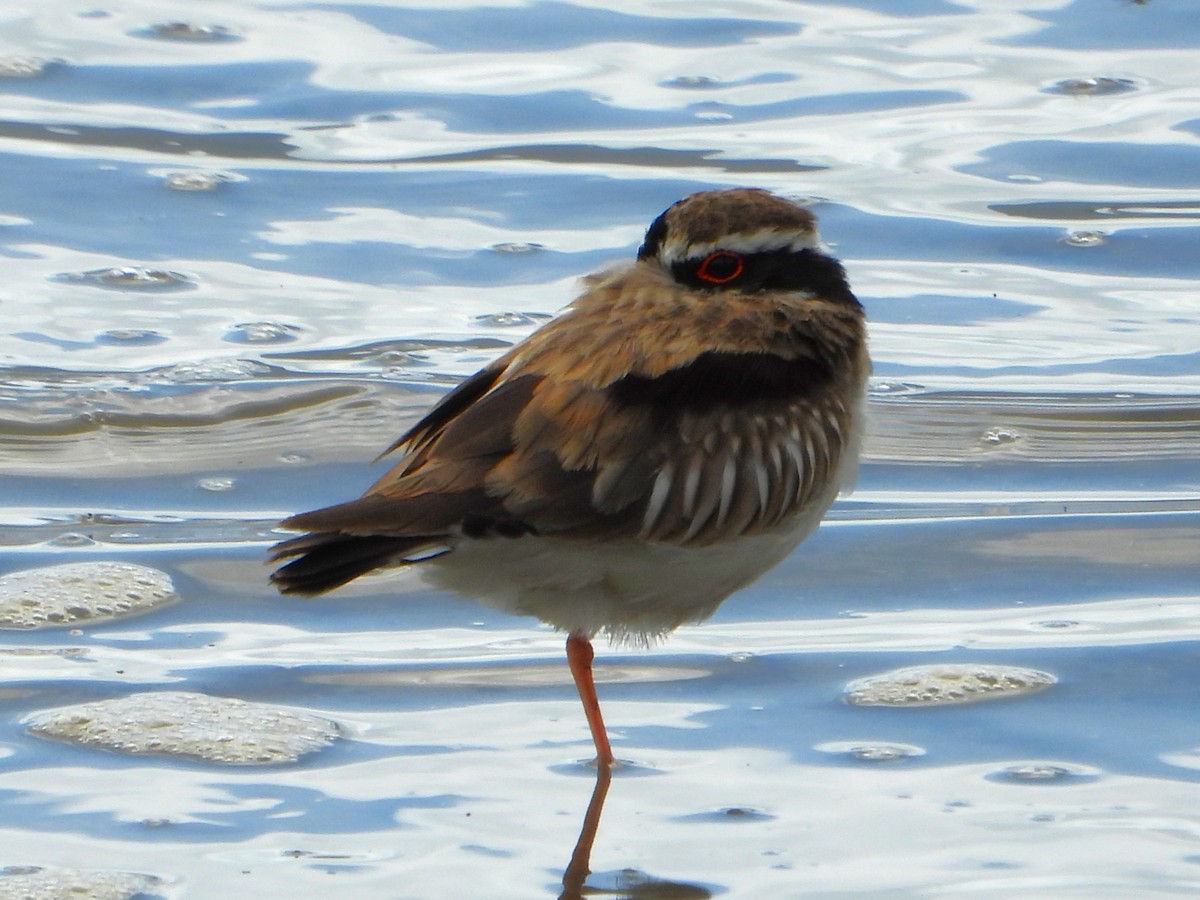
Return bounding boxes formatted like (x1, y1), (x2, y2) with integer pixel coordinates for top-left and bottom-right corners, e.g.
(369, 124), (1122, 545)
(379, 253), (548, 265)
(270, 361), (521, 594)
(372, 363), (506, 469)
(271, 362), (841, 596)
(278, 350), (847, 536)
(269, 363), (541, 595)
(269, 359), (850, 595)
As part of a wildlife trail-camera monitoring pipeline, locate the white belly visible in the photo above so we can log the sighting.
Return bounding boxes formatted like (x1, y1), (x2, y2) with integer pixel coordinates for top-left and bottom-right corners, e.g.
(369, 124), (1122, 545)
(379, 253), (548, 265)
(422, 487), (836, 644)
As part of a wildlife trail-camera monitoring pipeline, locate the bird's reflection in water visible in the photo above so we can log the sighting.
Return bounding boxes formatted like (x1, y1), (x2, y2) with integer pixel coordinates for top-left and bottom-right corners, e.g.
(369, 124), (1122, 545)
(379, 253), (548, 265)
(559, 763), (714, 899)
(559, 762), (613, 899)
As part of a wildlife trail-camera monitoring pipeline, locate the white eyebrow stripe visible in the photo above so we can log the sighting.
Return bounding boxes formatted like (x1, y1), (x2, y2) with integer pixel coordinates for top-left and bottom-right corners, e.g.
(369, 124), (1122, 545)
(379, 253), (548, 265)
(657, 227), (823, 267)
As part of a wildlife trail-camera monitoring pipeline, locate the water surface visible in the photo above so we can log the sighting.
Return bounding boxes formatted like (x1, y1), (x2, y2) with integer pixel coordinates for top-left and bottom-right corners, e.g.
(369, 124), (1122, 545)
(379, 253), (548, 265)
(1, 1), (1199, 897)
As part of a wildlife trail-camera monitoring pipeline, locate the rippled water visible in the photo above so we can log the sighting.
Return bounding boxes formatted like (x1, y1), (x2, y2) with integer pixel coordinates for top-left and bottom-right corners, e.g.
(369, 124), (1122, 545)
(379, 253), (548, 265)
(2, 1), (1199, 897)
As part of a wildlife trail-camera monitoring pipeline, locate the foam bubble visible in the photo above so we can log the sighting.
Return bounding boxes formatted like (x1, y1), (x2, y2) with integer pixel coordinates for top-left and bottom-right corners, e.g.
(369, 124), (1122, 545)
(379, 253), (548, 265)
(0, 562), (177, 630)
(0, 865), (163, 900)
(55, 267), (195, 291)
(844, 664), (1056, 707)
(814, 740), (926, 761)
(26, 691), (340, 765)
(987, 762), (1100, 785)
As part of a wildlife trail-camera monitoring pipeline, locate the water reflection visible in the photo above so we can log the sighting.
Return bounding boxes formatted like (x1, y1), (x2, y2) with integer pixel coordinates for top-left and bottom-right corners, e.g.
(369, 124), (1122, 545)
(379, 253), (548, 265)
(559, 764), (713, 900)
(559, 763), (611, 899)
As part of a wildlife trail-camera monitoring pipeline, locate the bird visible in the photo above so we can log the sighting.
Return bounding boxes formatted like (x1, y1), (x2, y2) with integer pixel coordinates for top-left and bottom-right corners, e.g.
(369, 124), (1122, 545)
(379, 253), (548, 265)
(269, 188), (870, 767)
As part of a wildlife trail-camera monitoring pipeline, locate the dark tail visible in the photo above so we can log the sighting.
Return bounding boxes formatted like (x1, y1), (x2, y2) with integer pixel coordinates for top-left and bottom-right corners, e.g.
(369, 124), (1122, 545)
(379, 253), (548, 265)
(268, 532), (442, 596)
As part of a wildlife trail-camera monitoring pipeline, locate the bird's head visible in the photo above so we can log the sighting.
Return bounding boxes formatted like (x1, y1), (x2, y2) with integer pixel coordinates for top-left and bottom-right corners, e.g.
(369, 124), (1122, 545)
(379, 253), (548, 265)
(636, 189), (840, 297)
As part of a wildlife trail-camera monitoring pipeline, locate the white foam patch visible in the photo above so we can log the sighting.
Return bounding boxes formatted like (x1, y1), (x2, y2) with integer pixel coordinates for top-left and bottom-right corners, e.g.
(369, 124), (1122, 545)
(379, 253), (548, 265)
(0, 865), (164, 900)
(0, 562), (178, 630)
(844, 663), (1056, 707)
(26, 691), (340, 765)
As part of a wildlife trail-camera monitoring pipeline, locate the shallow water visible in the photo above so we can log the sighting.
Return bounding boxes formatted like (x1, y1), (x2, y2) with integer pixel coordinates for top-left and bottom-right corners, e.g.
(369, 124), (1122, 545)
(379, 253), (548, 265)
(2, 0), (1199, 897)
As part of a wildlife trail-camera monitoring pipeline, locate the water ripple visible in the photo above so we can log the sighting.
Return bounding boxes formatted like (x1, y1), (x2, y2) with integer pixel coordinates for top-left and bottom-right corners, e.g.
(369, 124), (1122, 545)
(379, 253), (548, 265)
(2, 1), (1199, 896)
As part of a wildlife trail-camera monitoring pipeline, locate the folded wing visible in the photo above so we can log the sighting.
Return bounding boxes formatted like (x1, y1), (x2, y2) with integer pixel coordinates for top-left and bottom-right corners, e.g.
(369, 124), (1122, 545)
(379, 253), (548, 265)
(270, 345), (852, 595)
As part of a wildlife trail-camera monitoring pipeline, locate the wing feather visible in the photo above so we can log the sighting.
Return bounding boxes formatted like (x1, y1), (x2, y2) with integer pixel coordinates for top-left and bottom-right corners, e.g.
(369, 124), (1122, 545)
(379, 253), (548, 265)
(749, 432), (771, 521)
(640, 462), (675, 537)
(377, 364), (505, 463)
(630, 397), (850, 546)
(715, 451), (738, 530)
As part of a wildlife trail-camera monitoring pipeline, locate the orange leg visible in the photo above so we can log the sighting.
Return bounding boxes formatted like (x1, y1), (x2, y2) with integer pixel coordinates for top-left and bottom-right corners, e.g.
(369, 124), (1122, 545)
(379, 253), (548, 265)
(566, 632), (615, 767)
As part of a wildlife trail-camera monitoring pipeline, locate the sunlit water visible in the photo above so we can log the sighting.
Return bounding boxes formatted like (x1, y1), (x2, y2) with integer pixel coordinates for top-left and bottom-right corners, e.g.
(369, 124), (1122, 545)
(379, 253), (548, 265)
(2, 1), (1199, 897)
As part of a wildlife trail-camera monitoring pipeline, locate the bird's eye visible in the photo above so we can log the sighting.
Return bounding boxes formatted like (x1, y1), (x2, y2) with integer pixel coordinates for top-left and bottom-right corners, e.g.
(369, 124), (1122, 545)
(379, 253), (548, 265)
(696, 250), (745, 285)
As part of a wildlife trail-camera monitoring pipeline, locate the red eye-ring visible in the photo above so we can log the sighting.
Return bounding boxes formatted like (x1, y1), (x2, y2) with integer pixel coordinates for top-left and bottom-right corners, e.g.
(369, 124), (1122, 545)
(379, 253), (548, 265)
(696, 250), (745, 284)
